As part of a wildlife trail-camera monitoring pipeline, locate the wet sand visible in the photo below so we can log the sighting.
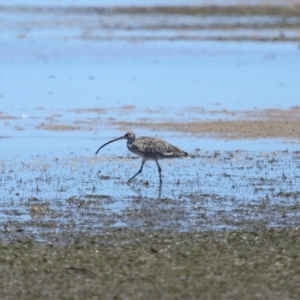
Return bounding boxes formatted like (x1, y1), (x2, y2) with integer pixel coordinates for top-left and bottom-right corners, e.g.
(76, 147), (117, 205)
(4, 107), (299, 139)
(109, 107), (300, 139)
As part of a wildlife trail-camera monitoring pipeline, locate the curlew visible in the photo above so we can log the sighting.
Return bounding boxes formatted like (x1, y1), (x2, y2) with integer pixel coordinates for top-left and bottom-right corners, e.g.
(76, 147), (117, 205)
(95, 131), (192, 184)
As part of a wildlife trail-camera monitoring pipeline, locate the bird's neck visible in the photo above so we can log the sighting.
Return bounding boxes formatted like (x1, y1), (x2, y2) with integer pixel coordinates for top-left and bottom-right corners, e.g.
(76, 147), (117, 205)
(127, 138), (134, 148)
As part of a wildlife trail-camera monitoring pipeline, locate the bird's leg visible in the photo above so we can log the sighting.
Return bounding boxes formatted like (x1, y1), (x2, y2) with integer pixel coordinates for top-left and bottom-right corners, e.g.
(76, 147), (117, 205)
(158, 182), (162, 199)
(155, 160), (162, 184)
(128, 159), (145, 183)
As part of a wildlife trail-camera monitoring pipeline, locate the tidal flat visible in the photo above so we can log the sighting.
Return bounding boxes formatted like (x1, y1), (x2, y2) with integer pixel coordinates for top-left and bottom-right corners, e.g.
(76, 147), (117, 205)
(1, 228), (300, 299)
(1, 0), (300, 298)
(1, 108), (300, 298)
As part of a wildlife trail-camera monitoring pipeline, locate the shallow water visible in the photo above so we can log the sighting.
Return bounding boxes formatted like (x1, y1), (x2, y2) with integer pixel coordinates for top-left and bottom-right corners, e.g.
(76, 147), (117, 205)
(1, 1), (300, 241)
(1, 41), (299, 115)
(1, 133), (300, 241)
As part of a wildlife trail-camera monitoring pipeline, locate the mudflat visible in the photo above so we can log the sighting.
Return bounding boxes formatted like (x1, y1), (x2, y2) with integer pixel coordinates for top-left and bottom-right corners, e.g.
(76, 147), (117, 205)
(1, 1), (300, 298)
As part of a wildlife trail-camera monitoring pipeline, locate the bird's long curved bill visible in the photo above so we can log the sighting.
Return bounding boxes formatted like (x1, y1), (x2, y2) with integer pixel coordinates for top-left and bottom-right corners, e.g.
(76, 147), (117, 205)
(95, 135), (126, 155)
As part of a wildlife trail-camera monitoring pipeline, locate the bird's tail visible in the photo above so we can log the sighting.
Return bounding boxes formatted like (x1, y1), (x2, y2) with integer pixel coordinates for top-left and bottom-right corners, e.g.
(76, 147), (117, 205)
(183, 152), (195, 159)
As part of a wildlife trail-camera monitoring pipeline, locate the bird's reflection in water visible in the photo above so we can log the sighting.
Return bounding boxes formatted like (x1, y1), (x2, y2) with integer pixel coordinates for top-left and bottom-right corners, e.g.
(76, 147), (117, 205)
(124, 180), (186, 231)
(127, 181), (162, 200)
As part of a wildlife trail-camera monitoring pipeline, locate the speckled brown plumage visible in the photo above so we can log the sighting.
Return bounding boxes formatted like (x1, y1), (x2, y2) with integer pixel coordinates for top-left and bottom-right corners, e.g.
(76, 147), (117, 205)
(128, 136), (188, 159)
(95, 131), (192, 184)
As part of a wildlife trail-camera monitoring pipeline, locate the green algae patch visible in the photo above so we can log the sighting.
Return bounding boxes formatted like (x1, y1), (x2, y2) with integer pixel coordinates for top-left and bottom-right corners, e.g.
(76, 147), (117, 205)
(1, 227), (300, 299)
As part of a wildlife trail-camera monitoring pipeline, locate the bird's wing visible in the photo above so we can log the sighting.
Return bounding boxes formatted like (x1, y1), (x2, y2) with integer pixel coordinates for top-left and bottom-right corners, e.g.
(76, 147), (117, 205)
(133, 137), (187, 158)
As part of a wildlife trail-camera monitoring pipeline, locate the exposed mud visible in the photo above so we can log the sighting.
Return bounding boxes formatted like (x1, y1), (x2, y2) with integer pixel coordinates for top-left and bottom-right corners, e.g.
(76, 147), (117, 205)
(4, 107), (299, 139)
(112, 107), (300, 139)
(1, 228), (300, 299)
(1, 4), (300, 42)
(0, 112), (17, 120)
